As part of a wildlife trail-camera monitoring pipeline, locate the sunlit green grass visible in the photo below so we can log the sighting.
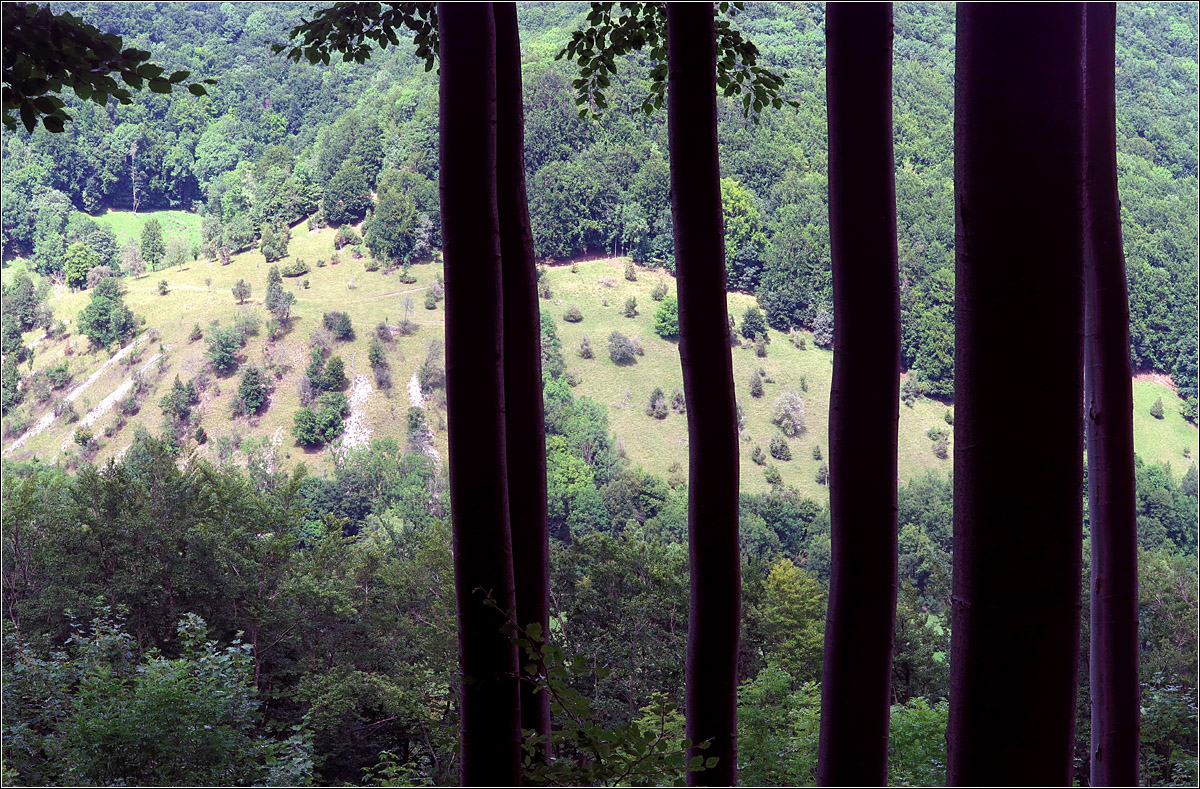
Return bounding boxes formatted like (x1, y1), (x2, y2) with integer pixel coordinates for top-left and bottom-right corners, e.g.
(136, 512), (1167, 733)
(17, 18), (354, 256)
(6, 211), (1195, 491)
(92, 209), (204, 249)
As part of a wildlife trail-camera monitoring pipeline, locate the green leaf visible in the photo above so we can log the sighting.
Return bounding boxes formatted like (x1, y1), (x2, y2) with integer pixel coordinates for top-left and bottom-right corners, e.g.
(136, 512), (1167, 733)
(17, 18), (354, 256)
(148, 78), (171, 94)
(169, 70), (190, 83)
(187, 84), (207, 97)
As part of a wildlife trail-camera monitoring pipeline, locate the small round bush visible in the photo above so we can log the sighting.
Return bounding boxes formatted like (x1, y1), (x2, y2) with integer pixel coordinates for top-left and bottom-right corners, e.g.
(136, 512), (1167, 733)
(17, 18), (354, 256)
(608, 331), (636, 364)
(769, 434), (792, 461)
(564, 304), (584, 323)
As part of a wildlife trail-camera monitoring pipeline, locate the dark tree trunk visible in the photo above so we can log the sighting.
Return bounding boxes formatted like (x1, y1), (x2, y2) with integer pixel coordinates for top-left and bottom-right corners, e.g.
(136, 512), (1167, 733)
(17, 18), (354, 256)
(666, 5), (740, 786)
(494, 0), (552, 757)
(818, 4), (899, 786)
(949, 5), (1086, 785)
(438, 4), (522, 784)
(1084, 4), (1140, 785)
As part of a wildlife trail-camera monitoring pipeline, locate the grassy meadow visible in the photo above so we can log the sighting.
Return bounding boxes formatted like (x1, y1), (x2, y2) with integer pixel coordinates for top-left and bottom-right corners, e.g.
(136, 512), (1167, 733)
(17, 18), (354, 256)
(93, 209), (204, 250)
(4, 211), (1196, 496)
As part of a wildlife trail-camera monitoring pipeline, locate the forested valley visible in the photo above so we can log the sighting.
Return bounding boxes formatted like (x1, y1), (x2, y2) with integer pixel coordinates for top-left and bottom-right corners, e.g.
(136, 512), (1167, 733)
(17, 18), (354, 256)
(1, 2), (1197, 787)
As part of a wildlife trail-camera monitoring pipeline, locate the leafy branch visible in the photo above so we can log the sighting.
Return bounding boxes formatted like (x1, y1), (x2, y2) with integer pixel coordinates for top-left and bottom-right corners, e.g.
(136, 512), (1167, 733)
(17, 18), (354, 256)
(273, 2), (438, 72)
(555, 1), (797, 121)
(1, 3), (214, 133)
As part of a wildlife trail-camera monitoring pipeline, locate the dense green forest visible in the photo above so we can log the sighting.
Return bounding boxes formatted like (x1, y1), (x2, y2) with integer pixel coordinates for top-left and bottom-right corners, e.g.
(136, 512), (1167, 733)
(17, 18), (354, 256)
(2, 2), (1196, 408)
(1, 2), (1197, 786)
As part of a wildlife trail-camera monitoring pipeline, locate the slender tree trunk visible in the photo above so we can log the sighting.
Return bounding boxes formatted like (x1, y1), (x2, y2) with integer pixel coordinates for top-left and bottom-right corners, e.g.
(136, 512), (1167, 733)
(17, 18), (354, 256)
(818, 5), (899, 785)
(1084, 4), (1140, 785)
(493, 0), (551, 758)
(666, 5), (740, 785)
(438, 4), (522, 784)
(949, 5), (1086, 785)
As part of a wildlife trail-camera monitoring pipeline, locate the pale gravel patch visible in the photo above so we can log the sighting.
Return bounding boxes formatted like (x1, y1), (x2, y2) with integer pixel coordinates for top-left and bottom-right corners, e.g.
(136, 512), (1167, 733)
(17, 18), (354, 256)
(339, 374), (374, 451)
(407, 373), (424, 409)
(5, 334), (145, 455)
(60, 351), (163, 450)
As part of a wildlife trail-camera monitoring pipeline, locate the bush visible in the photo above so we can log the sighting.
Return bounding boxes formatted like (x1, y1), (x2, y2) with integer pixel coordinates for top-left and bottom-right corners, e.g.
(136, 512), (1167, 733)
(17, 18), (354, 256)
(189, 323), (203, 342)
(376, 321), (393, 342)
(578, 335), (594, 358)
(651, 278), (669, 301)
(364, 258), (380, 272)
(418, 341), (446, 393)
(368, 339), (387, 369)
(622, 297), (638, 317)
(812, 444), (822, 461)
(645, 387), (668, 419)
(769, 434), (792, 461)
(764, 464), (782, 485)
(85, 265), (115, 289)
(157, 279), (169, 296)
(608, 331), (636, 364)
(234, 309), (260, 339)
(195, 426), (207, 444)
(160, 375), (199, 421)
(232, 279), (251, 303)
(741, 306), (768, 340)
(74, 427), (94, 448)
(424, 292), (437, 309)
(653, 297), (678, 338)
(901, 375), (925, 408)
(754, 336), (768, 357)
(812, 308), (834, 347)
(323, 311), (355, 341)
(944, 409), (954, 425)
(1150, 396), (1165, 419)
(751, 445), (766, 465)
(625, 260), (637, 281)
(816, 462), (830, 485)
(749, 370), (764, 398)
(564, 304), (584, 322)
(538, 279), (553, 299)
(206, 326), (244, 373)
(772, 391), (806, 436)
(670, 388), (686, 413)
(46, 359), (70, 390)
(323, 355), (348, 391)
(292, 392), (349, 448)
(631, 335), (644, 356)
(235, 366), (270, 416)
(281, 259), (309, 277)
(334, 225), (362, 250)
(932, 435), (949, 459)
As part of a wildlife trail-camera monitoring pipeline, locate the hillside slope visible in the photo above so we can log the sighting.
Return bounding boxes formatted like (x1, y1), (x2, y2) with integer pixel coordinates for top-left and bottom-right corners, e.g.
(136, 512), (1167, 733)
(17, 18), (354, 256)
(5, 219), (1195, 495)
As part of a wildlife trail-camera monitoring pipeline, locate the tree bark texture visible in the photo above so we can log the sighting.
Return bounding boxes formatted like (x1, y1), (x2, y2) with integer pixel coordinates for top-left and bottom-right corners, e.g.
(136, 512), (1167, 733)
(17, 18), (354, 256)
(818, 4), (900, 786)
(1084, 4), (1140, 786)
(666, 5), (741, 786)
(494, 0), (552, 756)
(948, 5), (1086, 785)
(438, 4), (522, 784)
